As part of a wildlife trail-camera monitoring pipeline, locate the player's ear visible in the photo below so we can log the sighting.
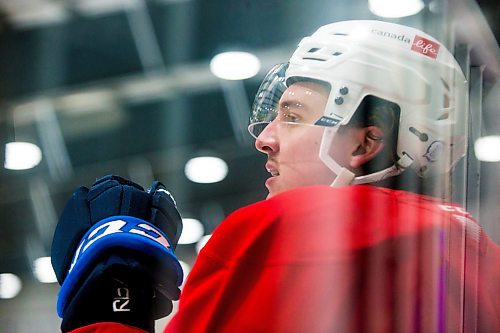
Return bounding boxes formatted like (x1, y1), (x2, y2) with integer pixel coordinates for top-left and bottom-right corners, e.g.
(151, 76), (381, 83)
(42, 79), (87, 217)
(349, 126), (385, 169)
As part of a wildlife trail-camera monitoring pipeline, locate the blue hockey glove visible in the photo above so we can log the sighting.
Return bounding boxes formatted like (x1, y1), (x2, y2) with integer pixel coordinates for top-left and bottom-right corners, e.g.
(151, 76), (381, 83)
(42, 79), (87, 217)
(51, 175), (184, 332)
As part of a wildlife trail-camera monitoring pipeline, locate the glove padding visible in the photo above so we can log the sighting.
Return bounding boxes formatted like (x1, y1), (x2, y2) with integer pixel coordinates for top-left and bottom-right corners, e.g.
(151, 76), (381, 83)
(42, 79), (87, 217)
(51, 175), (183, 332)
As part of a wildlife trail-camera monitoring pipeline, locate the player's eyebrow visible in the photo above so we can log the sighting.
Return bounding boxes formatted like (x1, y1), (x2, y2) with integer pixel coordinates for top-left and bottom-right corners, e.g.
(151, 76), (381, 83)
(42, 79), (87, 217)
(279, 99), (308, 112)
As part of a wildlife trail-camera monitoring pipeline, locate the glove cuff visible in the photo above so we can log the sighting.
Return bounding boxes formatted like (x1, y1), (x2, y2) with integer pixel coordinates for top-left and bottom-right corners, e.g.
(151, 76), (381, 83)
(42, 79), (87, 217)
(57, 215), (183, 318)
(61, 255), (159, 333)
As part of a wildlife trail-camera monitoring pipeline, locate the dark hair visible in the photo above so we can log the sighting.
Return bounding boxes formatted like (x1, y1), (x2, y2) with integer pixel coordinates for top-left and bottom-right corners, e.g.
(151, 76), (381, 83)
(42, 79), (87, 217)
(345, 95), (446, 197)
(344, 95), (400, 175)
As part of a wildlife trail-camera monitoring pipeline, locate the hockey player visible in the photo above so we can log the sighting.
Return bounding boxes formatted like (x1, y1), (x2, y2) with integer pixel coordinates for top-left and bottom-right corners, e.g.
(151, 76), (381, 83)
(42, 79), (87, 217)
(51, 20), (500, 333)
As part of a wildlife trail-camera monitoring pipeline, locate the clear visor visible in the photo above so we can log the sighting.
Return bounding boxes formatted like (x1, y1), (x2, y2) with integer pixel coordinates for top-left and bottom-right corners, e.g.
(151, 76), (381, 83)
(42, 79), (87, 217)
(248, 63), (288, 138)
(248, 63), (340, 139)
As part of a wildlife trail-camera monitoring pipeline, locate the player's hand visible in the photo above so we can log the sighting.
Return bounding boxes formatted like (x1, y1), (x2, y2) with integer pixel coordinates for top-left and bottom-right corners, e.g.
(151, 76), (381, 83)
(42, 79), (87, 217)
(51, 175), (184, 332)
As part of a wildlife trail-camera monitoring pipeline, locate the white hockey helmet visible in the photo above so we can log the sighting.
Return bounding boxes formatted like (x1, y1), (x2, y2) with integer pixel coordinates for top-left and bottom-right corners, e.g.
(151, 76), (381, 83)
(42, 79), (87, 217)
(249, 20), (468, 186)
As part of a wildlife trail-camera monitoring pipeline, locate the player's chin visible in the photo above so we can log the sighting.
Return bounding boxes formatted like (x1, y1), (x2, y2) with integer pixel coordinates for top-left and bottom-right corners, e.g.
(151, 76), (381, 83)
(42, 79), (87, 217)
(265, 185), (275, 199)
(264, 176), (277, 199)
(265, 180), (286, 199)
(265, 174), (300, 199)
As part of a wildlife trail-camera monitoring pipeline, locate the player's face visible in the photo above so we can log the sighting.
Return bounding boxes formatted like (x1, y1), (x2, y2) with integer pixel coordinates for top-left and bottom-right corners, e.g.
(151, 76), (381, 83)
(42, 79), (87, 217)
(255, 81), (358, 198)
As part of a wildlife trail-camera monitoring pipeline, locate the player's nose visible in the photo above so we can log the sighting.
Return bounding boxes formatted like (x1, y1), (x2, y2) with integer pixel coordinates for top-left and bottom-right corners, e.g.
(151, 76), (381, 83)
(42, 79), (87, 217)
(255, 120), (279, 155)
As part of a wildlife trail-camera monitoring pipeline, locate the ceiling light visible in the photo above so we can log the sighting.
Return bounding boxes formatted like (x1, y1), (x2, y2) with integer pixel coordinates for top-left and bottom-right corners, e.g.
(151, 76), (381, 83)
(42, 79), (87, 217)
(0, 273), (22, 299)
(210, 51), (261, 80)
(179, 218), (205, 244)
(33, 257), (58, 283)
(195, 234), (212, 254)
(184, 156), (228, 183)
(368, 0), (424, 18)
(5, 2), (69, 29)
(474, 135), (500, 162)
(4, 142), (42, 170)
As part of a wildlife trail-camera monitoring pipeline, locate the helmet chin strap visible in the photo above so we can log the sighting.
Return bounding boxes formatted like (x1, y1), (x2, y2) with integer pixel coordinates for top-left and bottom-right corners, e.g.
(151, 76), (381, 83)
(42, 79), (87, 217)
(331, 168), (356, 187)
(319, 127), (414, 188)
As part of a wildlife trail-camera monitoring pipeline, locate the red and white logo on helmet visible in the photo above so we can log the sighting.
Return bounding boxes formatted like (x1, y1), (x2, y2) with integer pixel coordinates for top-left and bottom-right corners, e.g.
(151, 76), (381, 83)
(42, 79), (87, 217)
(411, 35), (440, 59)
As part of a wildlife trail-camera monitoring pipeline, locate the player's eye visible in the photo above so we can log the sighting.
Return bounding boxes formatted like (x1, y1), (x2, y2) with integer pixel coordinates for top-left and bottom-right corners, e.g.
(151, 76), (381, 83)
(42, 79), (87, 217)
(283, 113), (300, 123)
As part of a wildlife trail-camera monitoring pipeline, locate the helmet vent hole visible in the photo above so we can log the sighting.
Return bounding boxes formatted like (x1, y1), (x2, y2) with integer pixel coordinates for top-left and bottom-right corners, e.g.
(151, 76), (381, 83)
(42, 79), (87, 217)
(409, 127), (429, 142)
(331, 32), (348, 36)
(302, 57), (327, 61)
(308, 47), (321, 53)
(332, 51), (343, 56)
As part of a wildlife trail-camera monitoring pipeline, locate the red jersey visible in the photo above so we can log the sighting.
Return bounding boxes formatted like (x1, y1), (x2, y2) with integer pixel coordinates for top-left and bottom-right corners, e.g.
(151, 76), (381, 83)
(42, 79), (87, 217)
(71, 185), (500, 333)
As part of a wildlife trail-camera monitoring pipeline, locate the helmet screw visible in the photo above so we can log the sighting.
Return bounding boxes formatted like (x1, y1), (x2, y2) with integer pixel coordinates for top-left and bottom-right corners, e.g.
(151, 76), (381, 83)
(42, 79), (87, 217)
(339, 86), (349, 95)
(334, 96), (344, 105)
